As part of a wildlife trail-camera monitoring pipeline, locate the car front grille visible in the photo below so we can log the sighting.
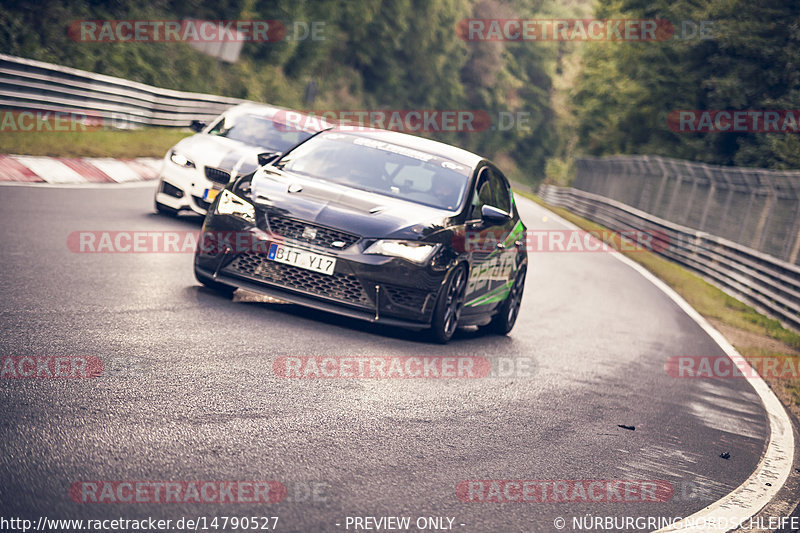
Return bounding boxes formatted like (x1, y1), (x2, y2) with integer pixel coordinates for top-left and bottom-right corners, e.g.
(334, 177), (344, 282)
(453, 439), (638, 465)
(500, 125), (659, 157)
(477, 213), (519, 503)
(226, 252), (370, 306)
(205, 167), (231, 185)
(267, 215), (360, 250)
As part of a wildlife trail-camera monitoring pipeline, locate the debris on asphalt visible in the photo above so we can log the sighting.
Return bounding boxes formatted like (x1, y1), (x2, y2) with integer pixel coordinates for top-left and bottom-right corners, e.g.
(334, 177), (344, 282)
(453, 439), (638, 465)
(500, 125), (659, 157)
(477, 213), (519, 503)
(720, 452), (731, 460)
(617, 424), (635, 431)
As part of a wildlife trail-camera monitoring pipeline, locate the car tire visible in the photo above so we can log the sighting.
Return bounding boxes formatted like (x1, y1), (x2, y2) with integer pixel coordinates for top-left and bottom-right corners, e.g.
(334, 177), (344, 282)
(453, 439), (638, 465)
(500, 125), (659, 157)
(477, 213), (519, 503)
(429, 264), (468, 344)
(155, 201), (179, 217)
(482, 265), (526, 335)
(194, 265), (235, 297)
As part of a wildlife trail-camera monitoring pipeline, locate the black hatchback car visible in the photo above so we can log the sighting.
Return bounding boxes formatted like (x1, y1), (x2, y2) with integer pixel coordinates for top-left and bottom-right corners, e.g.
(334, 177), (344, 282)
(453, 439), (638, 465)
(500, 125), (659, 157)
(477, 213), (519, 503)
(194, 127), (527, 342)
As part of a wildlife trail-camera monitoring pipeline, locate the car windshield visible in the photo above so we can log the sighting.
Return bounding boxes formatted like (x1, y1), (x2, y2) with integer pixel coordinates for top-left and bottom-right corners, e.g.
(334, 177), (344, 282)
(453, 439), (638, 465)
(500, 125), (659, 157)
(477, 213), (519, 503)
(207, 113), (314, 152)
(277, 133), (471, 210)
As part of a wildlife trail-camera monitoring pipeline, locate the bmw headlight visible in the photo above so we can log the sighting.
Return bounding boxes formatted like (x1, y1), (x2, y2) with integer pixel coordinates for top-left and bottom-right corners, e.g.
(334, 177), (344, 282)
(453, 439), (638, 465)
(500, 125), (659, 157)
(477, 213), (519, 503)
(364, 240), (439, 265)
(169, 150), (196, 168)
(215, 189), (255, 223)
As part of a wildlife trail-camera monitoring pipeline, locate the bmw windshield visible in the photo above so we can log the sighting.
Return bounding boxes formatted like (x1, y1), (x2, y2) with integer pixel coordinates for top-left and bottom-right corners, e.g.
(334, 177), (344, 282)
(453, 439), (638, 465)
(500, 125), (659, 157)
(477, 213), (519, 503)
(276, 133), (471, 211)
(208, 113), (314, 152)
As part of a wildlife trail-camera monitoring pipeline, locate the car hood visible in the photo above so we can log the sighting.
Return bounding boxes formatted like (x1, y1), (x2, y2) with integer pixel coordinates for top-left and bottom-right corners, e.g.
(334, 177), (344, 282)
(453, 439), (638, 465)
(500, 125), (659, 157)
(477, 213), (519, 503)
(249, 167), (457, 240)
(173, 134), (274, 177)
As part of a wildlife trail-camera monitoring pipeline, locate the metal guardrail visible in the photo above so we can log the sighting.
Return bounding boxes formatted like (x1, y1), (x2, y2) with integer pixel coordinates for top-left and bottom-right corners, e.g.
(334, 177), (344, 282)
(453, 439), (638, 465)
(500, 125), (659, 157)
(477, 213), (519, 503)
(0, 53), (248, 128)
(573, 155), (800, 265)
(538, 184), (800, 332)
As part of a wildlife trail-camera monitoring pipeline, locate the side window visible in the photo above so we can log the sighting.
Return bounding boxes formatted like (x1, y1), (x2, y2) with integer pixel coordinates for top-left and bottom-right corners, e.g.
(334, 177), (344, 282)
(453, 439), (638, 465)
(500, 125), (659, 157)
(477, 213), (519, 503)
(469, 168), (493, 219)
(488, 167), (511, 213)
(207, 115), (229, 135)
(469, 166), (511, 219)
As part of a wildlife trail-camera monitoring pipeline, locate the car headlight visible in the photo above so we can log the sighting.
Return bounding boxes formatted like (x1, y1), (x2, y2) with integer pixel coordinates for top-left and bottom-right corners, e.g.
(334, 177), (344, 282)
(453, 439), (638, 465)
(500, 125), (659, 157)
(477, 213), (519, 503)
(169, 150), (196, 168)
(215, 189), (255, 223)
(364, 240), (439, 265)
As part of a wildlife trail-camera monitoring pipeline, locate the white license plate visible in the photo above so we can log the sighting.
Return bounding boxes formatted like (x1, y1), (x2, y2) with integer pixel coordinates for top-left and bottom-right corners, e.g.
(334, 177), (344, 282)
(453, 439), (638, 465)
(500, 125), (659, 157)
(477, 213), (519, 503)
(267, 243), (336, 275)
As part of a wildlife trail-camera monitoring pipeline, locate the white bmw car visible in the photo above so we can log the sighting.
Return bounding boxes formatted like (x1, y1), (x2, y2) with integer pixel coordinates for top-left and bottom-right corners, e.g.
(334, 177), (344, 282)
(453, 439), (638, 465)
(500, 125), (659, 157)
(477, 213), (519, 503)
(154, 103), (326, 216)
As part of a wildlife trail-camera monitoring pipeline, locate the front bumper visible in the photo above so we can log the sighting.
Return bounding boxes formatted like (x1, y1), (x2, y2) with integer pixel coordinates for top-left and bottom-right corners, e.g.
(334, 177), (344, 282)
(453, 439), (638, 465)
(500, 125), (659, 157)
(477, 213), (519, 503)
(195, 217), (448, 327)
(154, 158), (228, 215)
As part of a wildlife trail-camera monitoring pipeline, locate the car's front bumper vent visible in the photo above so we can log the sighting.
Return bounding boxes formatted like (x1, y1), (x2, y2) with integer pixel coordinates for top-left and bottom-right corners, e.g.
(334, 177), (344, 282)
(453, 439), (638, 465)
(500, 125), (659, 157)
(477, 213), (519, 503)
(160, 180), (184, 198)
(226, 252), (370, 306)
(384, 284), (430, 311)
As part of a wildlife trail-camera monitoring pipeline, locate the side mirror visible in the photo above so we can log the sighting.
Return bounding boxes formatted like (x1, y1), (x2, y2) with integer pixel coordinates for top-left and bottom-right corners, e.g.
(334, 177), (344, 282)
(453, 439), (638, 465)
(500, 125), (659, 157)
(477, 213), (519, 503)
(257, 152), (281, 166)
(190, 120), (206, 132)
(481, 205), (511, 224)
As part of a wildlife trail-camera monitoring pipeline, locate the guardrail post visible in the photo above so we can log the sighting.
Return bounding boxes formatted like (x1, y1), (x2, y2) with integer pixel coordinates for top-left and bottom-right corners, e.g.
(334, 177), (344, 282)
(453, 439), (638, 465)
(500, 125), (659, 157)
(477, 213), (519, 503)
(682, 167), (700, 225)
(698, 165), (716, 230)
(737, 172), (757, 243)
(651, 157), (671, 216)
(788, 209), (800, 265)
(750, 173), (776, 251)
(664, 162), (684, 221)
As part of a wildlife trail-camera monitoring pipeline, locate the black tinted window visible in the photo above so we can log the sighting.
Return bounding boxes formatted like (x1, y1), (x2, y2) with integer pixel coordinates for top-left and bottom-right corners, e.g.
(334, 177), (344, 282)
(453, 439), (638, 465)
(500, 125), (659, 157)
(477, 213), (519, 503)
(208, 113), (313, 152)
(278, 133), (469, 210)
(469, 166), (510, 218)
(469, 168), (493, 219)
(488, 167), (511, 213)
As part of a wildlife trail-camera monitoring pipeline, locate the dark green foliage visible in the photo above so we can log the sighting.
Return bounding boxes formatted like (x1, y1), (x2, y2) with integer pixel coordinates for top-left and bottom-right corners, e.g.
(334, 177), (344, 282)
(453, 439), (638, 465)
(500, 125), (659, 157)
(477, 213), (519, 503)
(571, 0), (800, 169)
(0, 0), (559, 183)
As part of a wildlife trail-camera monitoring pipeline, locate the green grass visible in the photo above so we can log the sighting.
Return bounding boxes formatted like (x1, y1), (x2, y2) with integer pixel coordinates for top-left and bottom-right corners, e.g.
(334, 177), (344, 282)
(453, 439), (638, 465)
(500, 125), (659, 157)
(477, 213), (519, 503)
(517, 190), (800, 352)
(0, 128), (192, 158)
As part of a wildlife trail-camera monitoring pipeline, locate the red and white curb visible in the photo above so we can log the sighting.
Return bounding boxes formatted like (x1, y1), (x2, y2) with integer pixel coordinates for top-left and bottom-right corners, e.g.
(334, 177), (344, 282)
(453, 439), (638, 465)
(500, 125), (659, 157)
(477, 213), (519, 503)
(0, 154), (161, 184)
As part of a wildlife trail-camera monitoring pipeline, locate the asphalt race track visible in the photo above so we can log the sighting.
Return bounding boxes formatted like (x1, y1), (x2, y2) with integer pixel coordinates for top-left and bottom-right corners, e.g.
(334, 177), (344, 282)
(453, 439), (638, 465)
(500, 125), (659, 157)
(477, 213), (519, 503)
(0, 183), (772, 532)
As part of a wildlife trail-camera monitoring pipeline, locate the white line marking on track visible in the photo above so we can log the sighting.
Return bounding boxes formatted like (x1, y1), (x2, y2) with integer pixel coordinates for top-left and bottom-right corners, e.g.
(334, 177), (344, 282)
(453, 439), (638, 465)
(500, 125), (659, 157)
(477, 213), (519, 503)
(519, 196), (795, 533)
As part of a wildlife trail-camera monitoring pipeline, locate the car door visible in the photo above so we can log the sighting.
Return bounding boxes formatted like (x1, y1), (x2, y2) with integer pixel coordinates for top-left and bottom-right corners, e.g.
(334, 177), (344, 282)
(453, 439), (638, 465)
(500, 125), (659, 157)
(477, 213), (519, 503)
(485, 166), (520, 298)
(463, 166), (516, 306)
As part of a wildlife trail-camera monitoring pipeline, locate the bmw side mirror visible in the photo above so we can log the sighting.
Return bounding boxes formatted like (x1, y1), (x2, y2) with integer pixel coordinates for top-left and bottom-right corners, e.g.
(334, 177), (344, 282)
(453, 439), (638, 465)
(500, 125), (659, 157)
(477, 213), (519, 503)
(190, 120), (206, 132)
(481, 205), (511, 224)
(258, 152), (281, 166)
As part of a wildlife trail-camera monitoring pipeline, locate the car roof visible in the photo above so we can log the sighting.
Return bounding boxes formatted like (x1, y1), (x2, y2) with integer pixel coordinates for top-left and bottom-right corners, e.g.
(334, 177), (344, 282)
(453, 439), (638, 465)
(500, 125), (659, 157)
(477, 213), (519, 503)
(326, 127), (484, 169)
